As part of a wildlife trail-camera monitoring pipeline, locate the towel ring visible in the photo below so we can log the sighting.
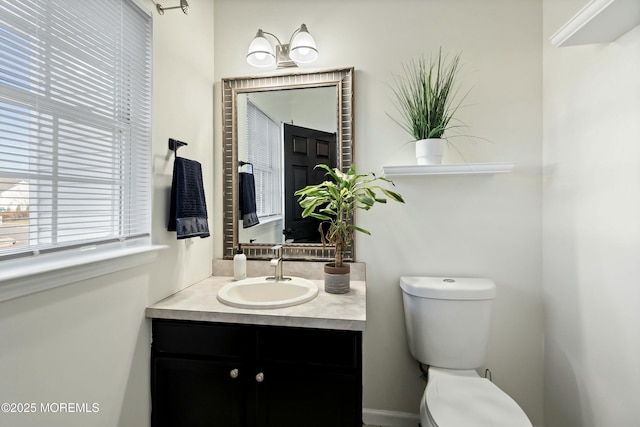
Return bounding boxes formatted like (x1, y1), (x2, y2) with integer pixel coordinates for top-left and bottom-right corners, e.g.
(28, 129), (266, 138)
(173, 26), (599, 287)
(169, 138), (188, 160)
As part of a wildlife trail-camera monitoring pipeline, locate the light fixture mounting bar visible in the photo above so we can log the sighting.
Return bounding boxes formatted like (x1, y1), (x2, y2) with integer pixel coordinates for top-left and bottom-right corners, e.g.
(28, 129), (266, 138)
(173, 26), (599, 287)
(155, 0), (189, 15)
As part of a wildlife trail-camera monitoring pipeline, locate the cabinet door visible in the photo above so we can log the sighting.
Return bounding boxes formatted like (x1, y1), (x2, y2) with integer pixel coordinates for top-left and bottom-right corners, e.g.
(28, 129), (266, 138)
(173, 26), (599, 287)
(254, 366), (360, 427)
(255, 326), (363, 427)
(152, 357), (245, 427)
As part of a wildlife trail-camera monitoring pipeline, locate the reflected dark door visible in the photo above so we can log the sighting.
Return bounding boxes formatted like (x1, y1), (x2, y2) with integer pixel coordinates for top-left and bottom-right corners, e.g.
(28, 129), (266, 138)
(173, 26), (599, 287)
(283, 123), (336, 243)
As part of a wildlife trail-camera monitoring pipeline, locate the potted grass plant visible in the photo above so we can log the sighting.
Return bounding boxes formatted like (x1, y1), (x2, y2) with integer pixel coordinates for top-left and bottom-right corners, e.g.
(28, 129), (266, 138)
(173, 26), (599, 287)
(295, 164), (404, 294)
(389, 48), (466, 165)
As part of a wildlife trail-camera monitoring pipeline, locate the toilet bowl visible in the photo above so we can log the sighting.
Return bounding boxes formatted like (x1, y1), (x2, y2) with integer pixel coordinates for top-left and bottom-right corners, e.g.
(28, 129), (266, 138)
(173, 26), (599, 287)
(420, 368), (531, 427)
(400, 276), (532, 427)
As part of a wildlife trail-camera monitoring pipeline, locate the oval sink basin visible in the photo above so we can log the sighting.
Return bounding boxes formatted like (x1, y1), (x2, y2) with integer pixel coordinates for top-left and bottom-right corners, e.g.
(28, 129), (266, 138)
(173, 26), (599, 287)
(217, 276), (319, 309)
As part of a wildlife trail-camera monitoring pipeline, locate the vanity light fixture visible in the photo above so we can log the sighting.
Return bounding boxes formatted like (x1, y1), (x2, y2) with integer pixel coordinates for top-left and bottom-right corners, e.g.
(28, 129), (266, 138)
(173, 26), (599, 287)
(246, 24), (318, 68)
(155, 0), (189, 15)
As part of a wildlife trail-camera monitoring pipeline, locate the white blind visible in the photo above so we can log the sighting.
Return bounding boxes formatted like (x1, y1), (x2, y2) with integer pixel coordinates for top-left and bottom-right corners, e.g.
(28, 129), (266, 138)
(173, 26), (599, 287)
(0, 0), (152, 260)
(246, 99), (282, 218)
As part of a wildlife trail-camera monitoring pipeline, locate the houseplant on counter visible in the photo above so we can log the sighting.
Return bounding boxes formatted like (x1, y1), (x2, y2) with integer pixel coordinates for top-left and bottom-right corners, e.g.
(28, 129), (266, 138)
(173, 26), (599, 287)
(389, 48), (466, 165)
(295, 164), (404, 294)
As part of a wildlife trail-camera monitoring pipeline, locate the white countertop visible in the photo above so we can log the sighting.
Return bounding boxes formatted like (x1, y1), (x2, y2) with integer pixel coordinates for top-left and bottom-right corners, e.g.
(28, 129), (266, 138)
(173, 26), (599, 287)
(145, 275), (366, 331)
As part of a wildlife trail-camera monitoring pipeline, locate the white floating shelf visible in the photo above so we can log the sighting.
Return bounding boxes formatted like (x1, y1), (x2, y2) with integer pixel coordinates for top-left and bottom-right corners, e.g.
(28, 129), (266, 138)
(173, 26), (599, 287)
(382, 162), (515, 177)
(551, 0), (640, 47)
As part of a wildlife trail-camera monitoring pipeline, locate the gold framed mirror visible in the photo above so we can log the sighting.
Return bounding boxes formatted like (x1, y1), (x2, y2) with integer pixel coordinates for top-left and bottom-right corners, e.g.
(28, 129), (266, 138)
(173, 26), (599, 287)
(222, 68), (354, 260)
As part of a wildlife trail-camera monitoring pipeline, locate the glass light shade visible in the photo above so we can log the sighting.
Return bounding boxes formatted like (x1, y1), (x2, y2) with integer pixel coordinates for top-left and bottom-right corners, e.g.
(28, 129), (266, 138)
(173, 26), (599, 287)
(247, 31), (275, 67)
(289, 25), (318, 63)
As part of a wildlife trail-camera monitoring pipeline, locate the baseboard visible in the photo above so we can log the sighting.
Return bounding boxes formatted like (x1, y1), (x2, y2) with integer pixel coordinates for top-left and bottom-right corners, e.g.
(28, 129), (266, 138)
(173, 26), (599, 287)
(363, 408), (420, 427)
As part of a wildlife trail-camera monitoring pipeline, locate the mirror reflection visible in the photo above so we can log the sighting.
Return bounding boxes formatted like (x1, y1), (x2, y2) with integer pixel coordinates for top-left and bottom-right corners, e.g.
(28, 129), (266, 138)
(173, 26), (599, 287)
(237, 87), (337, 245)
(221, 68), (354, 260)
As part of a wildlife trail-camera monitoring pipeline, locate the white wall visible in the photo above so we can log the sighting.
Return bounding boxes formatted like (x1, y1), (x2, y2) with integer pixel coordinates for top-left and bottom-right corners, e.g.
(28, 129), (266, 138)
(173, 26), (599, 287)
(542, 2), (640, 426)
(0, 1), (552, 425)
(214, 0), (543, 424)
(0, 1), (215, 426)
(4, 2), (636, 425)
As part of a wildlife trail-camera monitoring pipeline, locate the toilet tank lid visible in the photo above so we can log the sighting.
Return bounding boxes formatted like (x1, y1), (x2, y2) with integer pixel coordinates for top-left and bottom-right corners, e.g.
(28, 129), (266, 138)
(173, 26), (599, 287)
(400, 276), (496, 300)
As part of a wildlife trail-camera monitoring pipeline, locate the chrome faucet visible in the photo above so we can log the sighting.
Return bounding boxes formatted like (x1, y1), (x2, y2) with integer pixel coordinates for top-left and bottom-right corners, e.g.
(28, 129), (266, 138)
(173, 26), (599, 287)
(267, 244), (290, 282)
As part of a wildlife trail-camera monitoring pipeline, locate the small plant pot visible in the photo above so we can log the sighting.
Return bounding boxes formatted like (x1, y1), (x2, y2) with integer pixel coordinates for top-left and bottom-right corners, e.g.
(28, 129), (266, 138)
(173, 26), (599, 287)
(416, 138), (446, 165)
(324, 263), (350, 294)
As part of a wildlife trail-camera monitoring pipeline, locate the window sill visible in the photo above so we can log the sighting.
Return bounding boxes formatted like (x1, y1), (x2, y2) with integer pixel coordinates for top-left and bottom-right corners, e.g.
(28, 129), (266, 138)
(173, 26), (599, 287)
(257, 215), (283, 225)
(0, 243), (168, 303)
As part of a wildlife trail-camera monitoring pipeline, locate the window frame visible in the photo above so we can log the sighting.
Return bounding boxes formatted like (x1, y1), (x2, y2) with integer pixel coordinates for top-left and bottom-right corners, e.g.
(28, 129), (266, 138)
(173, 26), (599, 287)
(0, 0), (164, 302)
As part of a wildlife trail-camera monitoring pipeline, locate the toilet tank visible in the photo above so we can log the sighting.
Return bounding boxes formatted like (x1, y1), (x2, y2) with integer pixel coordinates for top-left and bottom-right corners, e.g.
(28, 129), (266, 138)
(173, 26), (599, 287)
(400, 276), (496, 369)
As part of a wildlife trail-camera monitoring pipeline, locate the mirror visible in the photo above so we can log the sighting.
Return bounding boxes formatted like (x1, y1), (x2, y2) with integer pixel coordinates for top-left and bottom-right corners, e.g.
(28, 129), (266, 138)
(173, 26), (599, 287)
(222, 68), (354, 260)
(237, 88), (337, 245)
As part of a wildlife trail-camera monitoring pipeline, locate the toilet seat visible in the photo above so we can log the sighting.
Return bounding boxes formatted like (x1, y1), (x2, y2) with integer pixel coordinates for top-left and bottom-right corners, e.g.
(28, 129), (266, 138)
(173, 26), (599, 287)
(422, 368), (531, 427)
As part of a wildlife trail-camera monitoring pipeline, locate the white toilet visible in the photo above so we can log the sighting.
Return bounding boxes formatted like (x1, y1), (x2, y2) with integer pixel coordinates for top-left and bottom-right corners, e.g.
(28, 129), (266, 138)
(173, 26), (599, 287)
(400, 276), (532, 427)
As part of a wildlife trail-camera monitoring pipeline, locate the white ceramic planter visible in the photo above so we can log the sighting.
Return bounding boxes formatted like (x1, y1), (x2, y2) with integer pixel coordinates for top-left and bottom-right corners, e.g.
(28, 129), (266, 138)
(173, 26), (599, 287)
(416, 138), (447, 165)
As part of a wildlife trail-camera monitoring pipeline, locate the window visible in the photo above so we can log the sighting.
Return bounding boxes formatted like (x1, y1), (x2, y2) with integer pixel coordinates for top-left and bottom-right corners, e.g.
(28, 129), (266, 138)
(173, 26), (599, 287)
(0, 0), (155, 300)
(245, 99), (282, 219)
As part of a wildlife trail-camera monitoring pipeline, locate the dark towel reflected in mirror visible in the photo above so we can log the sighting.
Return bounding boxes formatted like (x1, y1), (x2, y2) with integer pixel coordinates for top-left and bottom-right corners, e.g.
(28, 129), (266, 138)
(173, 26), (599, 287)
(239, 169), (259, 229)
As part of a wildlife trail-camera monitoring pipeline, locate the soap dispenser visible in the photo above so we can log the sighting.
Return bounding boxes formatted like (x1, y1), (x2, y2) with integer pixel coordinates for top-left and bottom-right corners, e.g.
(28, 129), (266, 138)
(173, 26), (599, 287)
(233, 244), (246, 281)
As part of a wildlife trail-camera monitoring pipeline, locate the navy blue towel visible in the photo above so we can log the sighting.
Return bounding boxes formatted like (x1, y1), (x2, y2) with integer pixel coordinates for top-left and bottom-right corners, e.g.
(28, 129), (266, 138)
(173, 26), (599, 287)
(239, 172), (259, 228)
(168, 157), (210, 239)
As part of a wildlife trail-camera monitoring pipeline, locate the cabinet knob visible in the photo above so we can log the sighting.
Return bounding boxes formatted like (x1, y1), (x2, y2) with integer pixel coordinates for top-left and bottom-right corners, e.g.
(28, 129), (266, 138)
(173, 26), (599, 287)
(230, 369), (239, 379)
(255, 372), (264, 383)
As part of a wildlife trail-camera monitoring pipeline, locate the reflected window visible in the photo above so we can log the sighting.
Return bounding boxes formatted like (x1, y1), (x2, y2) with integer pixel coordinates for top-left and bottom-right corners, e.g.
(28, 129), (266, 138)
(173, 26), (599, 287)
(245, 100), (282, 219)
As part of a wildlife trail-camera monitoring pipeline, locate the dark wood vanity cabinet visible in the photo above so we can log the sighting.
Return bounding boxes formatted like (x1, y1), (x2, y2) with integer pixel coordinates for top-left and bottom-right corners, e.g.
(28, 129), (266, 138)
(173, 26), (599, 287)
(151, 319), (363, 427)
